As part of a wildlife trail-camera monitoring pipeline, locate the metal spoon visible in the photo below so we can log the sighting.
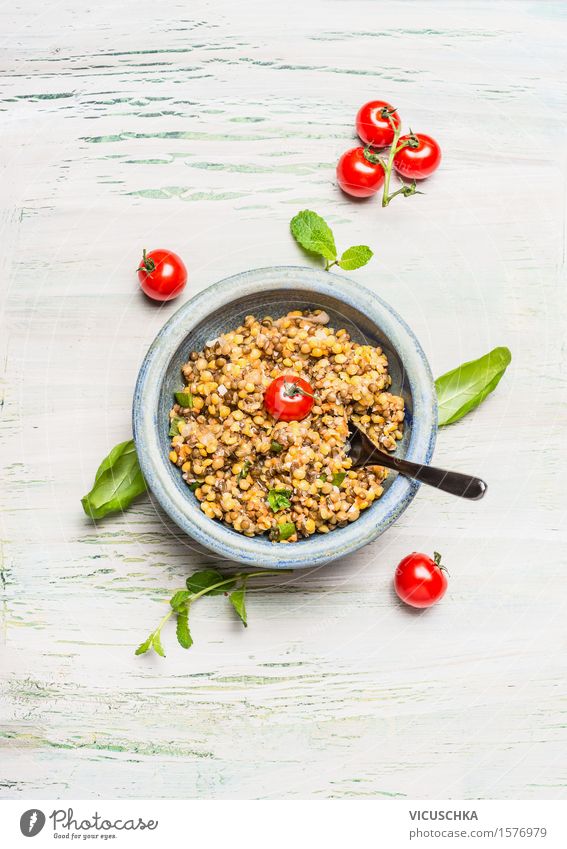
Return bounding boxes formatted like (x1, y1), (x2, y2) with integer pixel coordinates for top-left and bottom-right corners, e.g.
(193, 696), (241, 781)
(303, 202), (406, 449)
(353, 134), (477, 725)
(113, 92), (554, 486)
(348, 421), (487, 500)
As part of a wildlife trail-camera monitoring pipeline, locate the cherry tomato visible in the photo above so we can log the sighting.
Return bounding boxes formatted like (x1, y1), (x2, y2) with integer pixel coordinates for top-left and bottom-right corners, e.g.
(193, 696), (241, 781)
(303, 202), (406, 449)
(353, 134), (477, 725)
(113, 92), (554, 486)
(336, 147), (385, 198)
(394, 552), (448, 609)
(393, 133), (441, 180)
(137, 248), (187, 302)
(264, 375), (314, 422)
(356, 100), (401, 148)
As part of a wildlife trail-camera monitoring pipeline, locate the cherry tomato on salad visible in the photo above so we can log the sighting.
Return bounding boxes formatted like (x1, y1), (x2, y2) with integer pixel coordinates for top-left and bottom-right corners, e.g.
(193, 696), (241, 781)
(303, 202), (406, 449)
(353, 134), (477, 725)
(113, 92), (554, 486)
(394, 551), (448, 609)
(393, 133), (442, 180)
(356, 100), (401, 148)
(264, 375), (314, 422)
(137, 248), (187, 302)
(336, 147), (385, 198)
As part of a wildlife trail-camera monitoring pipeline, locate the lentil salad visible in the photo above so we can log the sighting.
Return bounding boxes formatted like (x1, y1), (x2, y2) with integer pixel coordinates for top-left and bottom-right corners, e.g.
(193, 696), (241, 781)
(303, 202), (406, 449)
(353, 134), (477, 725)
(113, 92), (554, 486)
(168, 310), (404, 542)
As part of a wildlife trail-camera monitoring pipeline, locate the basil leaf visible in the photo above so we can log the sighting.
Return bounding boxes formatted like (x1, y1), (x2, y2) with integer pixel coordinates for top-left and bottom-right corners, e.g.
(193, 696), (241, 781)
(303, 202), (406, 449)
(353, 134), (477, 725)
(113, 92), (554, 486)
(270, 440), (283, 454)
(277, 522), (296, 541)
(435, 347), (512, 427)
(267, 488), (292, 512)
(229, 589), (247, 627)
(175, 390), (194, 408)
(170, 590), (191, 611)
(331, 472), (346, 487)
(81, 439), (146, 520)
(135, 634), (153, 656)
(337, 245), (373, 271)
(169, 416), (183, 437)
(176, 608), (193, 649)
(186, 569), (235, 596)
(290, 210), (337, 262)
(151, 631), (166, 658)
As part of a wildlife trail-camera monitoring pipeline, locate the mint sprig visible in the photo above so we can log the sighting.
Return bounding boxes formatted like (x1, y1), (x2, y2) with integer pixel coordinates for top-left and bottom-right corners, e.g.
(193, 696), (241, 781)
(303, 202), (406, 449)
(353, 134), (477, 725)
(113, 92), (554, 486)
(290, 210), (373, 271)
(135, 568), (292, 657)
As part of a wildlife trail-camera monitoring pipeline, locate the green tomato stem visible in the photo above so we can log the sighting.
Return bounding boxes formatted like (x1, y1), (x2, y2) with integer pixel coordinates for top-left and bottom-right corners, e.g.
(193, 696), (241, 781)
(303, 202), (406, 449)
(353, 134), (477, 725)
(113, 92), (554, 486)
(381, 119), (414, 208)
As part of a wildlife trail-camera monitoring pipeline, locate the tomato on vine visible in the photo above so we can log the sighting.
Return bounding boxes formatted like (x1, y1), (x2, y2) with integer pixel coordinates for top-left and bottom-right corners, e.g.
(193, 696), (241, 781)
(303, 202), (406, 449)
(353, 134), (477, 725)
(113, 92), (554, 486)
(393, 133), (442, 180)
(356, 100), (401, 148)
(336, 147), (385, 198)
(137, 248), (187, 302)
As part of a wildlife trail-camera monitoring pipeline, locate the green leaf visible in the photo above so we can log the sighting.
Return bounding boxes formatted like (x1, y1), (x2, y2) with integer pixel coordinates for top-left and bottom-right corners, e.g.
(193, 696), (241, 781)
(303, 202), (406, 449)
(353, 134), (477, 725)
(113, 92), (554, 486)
(229, 589), (247, 627)
(169, 416), (183, 437)
(151, 631), (166, 657)
(81, 439), (146, 520)
(186, 569), (235, 596)
(277, 522), (296, 541)
(267, 488), (292, 512)
(331, 472), (347, 487)
(337, 245), (373, 271)
(176, 607), (193, 649)
(175, 390), (194, 408)
(435, 347), (512, 427)
(170, 589), (191, 611)
(290, 210), (337, 262)
(188, 480), (203, 492)
(135, 634), (153, 656)
(270, 440), (283, 454)
(238, 460), (252, 480)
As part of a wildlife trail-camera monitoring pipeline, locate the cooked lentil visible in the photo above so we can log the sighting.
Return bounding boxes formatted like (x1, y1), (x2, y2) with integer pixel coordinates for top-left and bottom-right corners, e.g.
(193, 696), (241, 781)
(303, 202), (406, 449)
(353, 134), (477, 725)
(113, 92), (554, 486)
(168, 310), (405, 542)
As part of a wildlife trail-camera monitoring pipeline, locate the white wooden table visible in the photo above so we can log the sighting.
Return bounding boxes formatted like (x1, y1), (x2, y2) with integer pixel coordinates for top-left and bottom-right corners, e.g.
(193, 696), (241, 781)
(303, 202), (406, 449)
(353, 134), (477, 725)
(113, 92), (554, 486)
(1, 0), (566, 800)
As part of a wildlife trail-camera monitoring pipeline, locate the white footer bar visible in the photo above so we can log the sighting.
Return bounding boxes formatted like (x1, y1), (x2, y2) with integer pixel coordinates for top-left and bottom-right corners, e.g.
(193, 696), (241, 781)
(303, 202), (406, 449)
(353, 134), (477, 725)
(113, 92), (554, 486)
(1, 799), (566, 848)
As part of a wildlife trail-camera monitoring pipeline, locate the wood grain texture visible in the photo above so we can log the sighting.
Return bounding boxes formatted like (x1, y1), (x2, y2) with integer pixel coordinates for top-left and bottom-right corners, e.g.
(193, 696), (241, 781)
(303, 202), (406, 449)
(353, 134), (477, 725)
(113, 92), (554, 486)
(1, 0), (566, 800)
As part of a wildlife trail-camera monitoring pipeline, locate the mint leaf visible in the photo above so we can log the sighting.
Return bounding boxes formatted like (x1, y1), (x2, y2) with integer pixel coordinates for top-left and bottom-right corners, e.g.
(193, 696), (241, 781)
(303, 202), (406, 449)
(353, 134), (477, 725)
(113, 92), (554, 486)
(151, 631), (165, 657)
(176, 608), (193, 649)
(290, 210), (337, 262)
(267, 488), (292, 512)
(135, 634), (153, 656)
(175, 390), (193, 408)
(270, 440), (283, 454)
(170, 589), (191, 611)
(337, 245), (373, 271)
(229, 590), (247, 627)
(169, 416), (183, 437)
(188, 480), (203, 492)
(186, 569), (235, 596)
(81, 439), (146, 520)
(277, 522), (296, 541)
(331, 472), (347, 487)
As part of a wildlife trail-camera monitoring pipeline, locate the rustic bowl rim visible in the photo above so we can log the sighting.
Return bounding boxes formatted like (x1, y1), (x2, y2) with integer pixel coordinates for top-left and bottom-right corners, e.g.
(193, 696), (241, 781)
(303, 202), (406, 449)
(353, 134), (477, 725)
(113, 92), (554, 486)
(132, 265), (437, 568)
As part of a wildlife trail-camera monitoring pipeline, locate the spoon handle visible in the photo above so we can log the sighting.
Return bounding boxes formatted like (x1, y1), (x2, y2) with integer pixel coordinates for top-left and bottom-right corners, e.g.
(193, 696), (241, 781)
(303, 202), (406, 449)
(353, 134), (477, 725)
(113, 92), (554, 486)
(377, 453), (487, 500)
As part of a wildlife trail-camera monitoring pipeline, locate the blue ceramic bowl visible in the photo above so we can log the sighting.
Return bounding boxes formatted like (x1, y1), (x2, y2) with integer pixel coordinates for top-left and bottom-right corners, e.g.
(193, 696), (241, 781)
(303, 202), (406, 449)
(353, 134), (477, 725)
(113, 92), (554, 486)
(133, 266), (437, 568)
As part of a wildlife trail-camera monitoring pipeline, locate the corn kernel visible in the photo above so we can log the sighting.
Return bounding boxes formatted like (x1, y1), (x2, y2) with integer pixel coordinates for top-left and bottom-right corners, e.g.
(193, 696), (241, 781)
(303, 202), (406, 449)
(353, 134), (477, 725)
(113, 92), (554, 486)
(169, 451), (178, 464)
